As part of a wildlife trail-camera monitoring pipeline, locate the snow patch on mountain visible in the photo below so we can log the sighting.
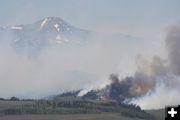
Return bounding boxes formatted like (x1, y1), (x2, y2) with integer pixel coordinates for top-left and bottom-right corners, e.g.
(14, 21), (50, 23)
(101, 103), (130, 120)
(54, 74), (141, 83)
(54, 24), (60, 32)
(11, 26), (22, 30)
(41, 18), (48, 27)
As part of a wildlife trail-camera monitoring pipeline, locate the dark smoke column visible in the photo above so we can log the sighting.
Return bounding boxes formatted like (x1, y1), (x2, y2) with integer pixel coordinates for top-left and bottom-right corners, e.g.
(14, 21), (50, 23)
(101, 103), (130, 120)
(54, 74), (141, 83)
(166, 24), (180, 75)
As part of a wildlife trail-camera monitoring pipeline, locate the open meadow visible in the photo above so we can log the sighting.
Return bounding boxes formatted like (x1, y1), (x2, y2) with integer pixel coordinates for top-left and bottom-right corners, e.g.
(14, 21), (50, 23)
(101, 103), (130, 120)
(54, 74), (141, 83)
(0, 114), (145, 120)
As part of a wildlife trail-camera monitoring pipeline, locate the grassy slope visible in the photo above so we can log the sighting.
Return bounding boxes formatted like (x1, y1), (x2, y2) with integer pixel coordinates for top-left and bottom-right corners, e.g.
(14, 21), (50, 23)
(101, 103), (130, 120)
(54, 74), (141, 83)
(0, 114), (143, 120)
(146, 109), (165, 120)
(0, 100), (165, 120)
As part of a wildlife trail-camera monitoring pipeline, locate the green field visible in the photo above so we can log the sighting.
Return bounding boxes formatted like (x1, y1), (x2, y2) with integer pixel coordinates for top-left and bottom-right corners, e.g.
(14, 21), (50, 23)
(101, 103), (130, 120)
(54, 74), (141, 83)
(0, 101), (34, 108)
(0, 114), (144, 120)
(0, 100), (164, 120)
(146, 109), (165, 120)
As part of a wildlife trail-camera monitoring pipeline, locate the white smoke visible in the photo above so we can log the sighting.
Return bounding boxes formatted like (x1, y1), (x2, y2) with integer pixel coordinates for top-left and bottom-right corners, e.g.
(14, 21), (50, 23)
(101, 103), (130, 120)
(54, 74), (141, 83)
(0, 31), (156, 99)
(131, 81), (180, 109)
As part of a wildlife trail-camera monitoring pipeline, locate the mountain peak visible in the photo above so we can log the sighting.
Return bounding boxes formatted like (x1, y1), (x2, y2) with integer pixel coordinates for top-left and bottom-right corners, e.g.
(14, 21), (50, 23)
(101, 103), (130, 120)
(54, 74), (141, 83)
(39, 17), (66, 28)
(45, 17), (63, 21)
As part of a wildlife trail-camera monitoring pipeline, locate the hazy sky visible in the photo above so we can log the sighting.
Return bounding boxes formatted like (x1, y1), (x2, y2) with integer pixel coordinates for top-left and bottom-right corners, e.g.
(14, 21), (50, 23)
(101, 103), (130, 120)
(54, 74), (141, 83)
(0, 0), (179, 39)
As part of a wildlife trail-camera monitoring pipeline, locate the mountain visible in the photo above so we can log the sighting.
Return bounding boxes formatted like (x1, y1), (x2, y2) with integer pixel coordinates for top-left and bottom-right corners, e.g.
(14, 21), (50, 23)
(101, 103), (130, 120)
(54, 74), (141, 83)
(0, 17), (92, 54)
(0, 17), (144, 56)
(0, 17), (148, 101)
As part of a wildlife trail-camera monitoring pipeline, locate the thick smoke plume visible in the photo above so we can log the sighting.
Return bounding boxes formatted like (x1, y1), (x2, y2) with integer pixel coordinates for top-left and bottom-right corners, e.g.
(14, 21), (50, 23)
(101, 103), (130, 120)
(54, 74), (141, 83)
(166, 24), (180, 75)
(101, 23), (180, 109)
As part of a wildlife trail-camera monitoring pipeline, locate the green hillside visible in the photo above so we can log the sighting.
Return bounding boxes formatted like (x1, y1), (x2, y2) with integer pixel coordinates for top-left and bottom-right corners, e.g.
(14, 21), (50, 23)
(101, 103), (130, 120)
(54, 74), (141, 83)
(146, 109), (165, 120)
(0, 99), (155, 120)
